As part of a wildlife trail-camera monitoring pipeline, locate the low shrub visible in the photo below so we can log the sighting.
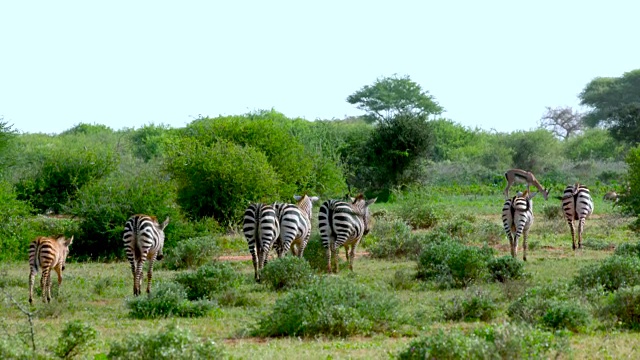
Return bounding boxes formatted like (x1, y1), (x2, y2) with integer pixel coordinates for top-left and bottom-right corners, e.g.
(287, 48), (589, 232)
(488, 256), (526, 283)
(582, 239), (615, 251)
(600, 286), (640, 329)
(126, 282), (217, 319)
(253, 277), (400, 337)
(389, 269), (417, 290)
(614, 242), (640, 257)
(174, 262), (242, 301)
(417, 240), (494, 288)
(395, 201), (441, 230)
(540, 301), (591, 332)
(573, 255), (640, 292)
(434, 215), (475, 241)
(469, 220), (504, 245)
(107, 324), (224, 360)
(260, 256), (315, 291)
(541, 203), (564, 220)
(164, 236), (220, 270)
(367, 218), (424, 259)
(54, 320), (98, 359)
(441, 289), (497, 322)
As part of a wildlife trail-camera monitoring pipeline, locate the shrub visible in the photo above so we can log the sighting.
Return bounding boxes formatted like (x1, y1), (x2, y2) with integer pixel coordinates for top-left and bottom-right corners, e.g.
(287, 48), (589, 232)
(389, 269), (417, 290)
(573, 255), (640, 292)
(303, 235), (331, 272)
(614, 242), (640, 257)
(367, 218), (424, 259)
(0, 181), (37, 261)
(107, 324), (224, 360)
(253, 277), (400, 337)
(601, 286), (640, 329)
(261, 256), (315, 291)
(488, 256), (526, 283)
(164, 236), (220, 270)
(417, 240), (494, 288)
(54, 320), (98, 359)
(441, 289), (497, 322)
(395, 200), (441, 229)
(174, 262), (242, 301)
(126, 282), (216, 319)
(540, 301), (590, 332)
(541, 203), (564, 220)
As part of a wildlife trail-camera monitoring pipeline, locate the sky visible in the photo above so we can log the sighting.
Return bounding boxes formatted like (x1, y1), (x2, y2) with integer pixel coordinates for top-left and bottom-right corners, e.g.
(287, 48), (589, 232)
(1, 1), (638, 134)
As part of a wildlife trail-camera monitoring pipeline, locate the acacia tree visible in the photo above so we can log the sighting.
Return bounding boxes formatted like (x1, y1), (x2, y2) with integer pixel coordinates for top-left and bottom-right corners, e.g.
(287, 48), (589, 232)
(579, 69), (640, 128)
(346, 74), (444, 123)
(539, 106), (584, 139)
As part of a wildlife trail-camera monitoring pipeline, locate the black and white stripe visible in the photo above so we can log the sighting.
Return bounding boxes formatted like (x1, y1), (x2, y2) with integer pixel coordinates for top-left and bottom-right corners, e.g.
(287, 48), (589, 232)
(243, 203), (280, 282)
(272, 194), (319, 258)
(502, 191), (536, 261)
(561, 183), (594, 250)
(29, 235), (73, 303)
(318, 194), (376, 273)
(123, 214), (169, 296)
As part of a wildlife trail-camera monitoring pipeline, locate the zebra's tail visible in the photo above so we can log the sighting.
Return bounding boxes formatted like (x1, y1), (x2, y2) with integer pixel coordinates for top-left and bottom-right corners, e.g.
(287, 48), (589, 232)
(255, 204), (263, 253)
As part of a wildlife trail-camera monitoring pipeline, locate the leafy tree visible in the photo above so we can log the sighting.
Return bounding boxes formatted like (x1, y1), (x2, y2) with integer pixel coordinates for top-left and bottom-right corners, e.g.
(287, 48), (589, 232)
(506, 129), (562, 175)
(606, 103), (640, 144)
(429, 119), (474, 162)
(0, 117), (17, 173)
(539, 106), (584, 139)
(563, 128), (624, 161)
(347, 74), (444, 123)
(579, 69), (640, 127)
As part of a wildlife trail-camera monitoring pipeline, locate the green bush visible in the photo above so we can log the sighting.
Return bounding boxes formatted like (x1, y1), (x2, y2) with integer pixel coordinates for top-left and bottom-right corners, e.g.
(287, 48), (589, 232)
(253, 277), (400, 337)
(54, 320), (98, 359)
(128, 123), (172, 162)
(540, 301), (590, 332)
(395, 200), (441, 229)
(367, 218), (425, 259)
(164, 236), (220, 270)
(417, 240), (494, 288)
(126, 282), (217, 319)
(601, 286), (640, 329)
(107, 324), (224, 360)
(441, 289), (497, 322)
(303, 235), (330, 272)
(389, 269), (418, 290)
(164, 138), (280, 224)
(0, 181), (38, 261)
(261, 256), (315, 291)
(541, 203), (564, 220)
(174, 262), (242, 301)
(573, 255), (640, 292)
(488, 256), (526, 283)
(614, 242), (640, 257)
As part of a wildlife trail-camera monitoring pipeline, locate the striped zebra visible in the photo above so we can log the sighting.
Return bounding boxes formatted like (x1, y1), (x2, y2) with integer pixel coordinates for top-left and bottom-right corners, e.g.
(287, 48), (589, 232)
(123, 214), (169, 296)
(318, 194), (376, 273)
(29, 235), (74, 303)
(243, 203), (280, 282)
(502, 191), (537, 261)
(272, 194), (320, 258)
(561, 183), (594, 250)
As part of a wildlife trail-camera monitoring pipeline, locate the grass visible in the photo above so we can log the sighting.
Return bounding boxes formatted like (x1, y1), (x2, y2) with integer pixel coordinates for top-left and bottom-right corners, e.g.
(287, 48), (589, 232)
(0, 191), (638, 359)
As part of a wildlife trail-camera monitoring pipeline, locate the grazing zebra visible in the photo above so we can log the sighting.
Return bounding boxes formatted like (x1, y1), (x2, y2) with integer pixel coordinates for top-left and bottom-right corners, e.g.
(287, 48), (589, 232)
(561, 183), (594, 250)
(273, 194), (320, 258)
(29, 235), (74, 303)
(123, 214), (169, 296)
(243, 203), (280, 282)
(502, 191), (537, 261)
(318, 194), (376, 273)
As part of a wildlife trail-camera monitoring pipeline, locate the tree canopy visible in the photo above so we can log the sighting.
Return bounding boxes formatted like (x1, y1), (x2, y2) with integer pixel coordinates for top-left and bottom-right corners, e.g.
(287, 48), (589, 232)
(346, 74), (444, 123)
(579, 69), (640, 128)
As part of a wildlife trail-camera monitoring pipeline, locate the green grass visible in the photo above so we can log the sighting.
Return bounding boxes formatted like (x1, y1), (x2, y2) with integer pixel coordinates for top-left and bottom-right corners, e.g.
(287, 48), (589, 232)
(0, 191), (638, 359)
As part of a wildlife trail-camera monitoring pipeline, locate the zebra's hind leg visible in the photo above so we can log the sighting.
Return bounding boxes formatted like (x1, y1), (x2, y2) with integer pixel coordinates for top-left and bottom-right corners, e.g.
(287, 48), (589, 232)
(522, 231), (528, 262)
(348, 244), (357, 271)
(146, 258), (156, 294)
(28, 268), (37, 304)
(578, 218), (586, 249)
(568, 221), (576, 250)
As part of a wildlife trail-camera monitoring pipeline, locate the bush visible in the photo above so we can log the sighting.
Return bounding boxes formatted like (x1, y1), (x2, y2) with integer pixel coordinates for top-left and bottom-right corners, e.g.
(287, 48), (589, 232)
(395, 201), (441, 229)
(303, 235), (330, 272)
(601, 286), (640, 329)
(614, 242), (640, 257)
(164, 236), (220, 270)
(126, 282), (216, 319)
(541, 203), (564, 220)
(261, 256), (315, 291)
(253, 277), (400, 337)
(389, 269), (417, 290)
(107, 324), (224, 360)
(54, 320), (98, 359)
(417, 240), (494, 288)
(367, 218), (425, 259)
(442, 289), (497, 322)
(488, 256), (526, 283)
(0, 181), (37, 261)
(573, 255), (640, 292)
(540, 301), (590, 332)
(174, 262), (242, 301)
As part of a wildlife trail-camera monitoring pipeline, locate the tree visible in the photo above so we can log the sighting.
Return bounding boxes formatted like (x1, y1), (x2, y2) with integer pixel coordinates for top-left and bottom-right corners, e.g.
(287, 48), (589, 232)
(539, 106), (584, 139)
(346, 74), (444, 123)
(579, 69), (640, 127)
(0, 117), (17, 173)
(606, 103), (640, 144)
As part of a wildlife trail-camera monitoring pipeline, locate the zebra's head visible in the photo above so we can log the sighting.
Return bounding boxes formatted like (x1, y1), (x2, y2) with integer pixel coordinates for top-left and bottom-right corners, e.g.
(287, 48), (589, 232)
(57, 235), (73, 271)
(293, 194), (319, 218)
(351, 194), (377, 235)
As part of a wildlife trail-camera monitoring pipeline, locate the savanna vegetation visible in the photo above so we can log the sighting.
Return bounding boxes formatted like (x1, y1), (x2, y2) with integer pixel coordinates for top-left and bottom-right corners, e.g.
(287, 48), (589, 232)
(1, 71), (640, 358)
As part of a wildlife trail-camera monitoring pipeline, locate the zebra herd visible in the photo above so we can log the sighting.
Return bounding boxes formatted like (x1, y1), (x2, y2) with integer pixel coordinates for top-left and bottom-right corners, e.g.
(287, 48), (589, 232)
(502, 169), (595, 261)
(26, 171), (600, 303)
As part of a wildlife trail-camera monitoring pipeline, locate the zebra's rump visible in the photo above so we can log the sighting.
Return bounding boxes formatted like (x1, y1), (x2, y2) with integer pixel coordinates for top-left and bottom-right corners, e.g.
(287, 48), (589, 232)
(124, 214), (166, 260)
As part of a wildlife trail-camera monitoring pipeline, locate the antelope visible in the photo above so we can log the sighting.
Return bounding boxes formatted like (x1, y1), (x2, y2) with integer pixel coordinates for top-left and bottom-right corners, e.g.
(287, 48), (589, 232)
(504, 169), (549, 201)
(603, 191), (619, 203)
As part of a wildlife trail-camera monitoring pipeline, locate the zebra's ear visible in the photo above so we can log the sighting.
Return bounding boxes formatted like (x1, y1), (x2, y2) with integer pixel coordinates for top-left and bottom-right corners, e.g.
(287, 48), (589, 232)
(365, 198), (377, 206)
(161, 217), (170, 230)
(293, 195), (301, 201)
(64, 236), (73, 247)
(310, 196), (320, 202)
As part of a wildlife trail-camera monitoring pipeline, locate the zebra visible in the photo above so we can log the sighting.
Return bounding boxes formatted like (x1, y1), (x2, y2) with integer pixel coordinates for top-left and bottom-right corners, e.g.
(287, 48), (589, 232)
(318, 194), (376, 273)
(29, 235), (74, 303)
(123, 214), (169, 296)
(561, 183), (594, 250)
(272, 194), (319, 258)
(243, 203), (280, 282)
(502, 190), (537, 261)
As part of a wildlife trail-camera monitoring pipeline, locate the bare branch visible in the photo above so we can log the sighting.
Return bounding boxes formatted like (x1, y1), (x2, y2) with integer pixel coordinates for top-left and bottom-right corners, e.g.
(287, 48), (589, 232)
(0, 287), (38, 352)
(539, 106), (584, 139)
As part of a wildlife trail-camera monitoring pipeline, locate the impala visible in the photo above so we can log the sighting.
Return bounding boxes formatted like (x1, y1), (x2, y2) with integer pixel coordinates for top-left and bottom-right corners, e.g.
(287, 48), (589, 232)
(504, 169), (549, 200)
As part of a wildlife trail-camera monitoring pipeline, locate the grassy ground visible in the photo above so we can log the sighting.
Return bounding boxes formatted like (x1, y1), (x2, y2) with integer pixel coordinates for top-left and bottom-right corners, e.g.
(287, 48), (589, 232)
(0, 193), (637, 359)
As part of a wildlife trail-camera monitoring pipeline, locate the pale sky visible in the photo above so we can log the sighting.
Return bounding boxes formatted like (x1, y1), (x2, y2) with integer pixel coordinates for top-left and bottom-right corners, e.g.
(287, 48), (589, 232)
(1, 1), (638, 134)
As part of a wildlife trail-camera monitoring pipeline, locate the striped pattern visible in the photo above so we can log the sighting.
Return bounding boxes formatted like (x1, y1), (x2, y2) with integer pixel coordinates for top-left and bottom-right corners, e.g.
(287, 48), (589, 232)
(243, 203), (280, 282)
(29, 235), (73, 303)
(123, 214), (169, 296)
(502, 191), (536, 261)
(561, 183), (594, 250)
(273, 194), (319, 258)
(318, 194), (376, 273)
